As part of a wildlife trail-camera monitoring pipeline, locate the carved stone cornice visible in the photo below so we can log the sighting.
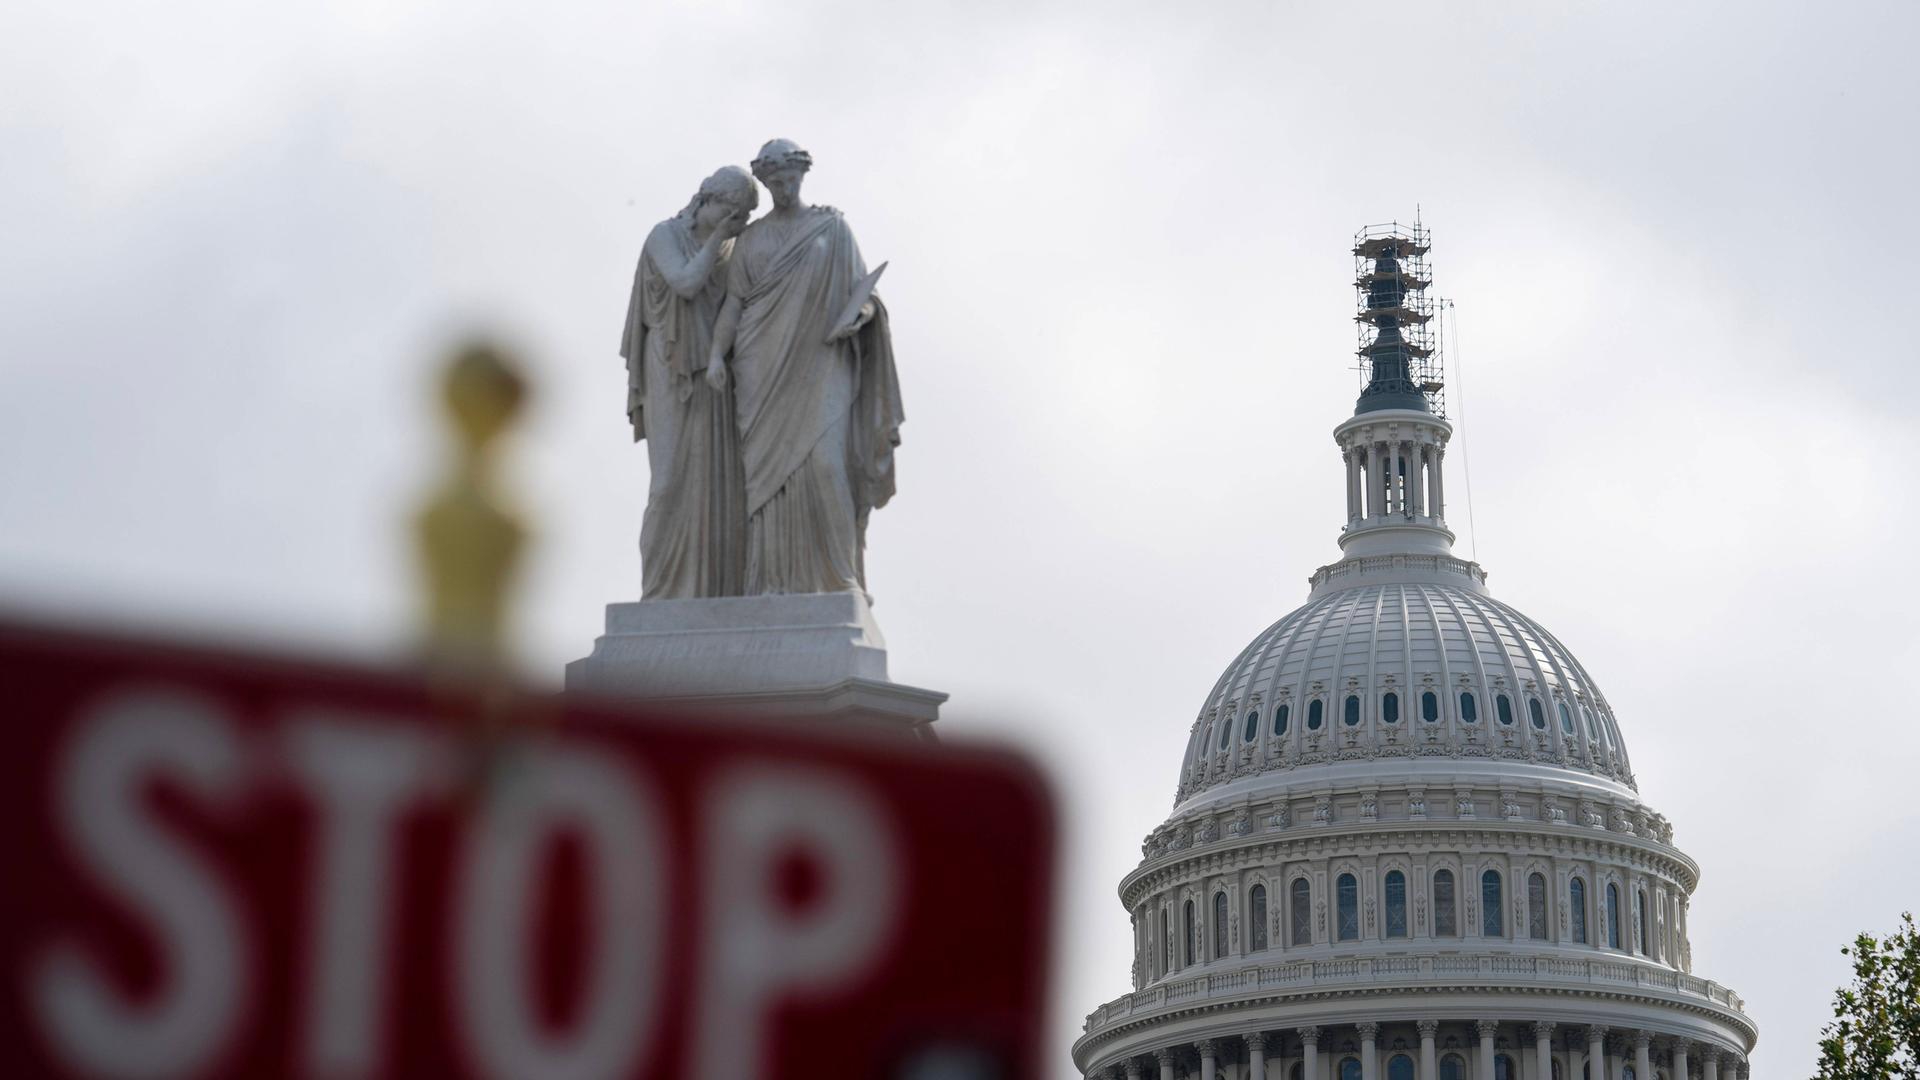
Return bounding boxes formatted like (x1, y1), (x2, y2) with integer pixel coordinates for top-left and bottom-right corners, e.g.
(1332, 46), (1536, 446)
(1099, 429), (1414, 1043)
(1120, 817), (1698, 910)
(1074, 976), (1755, 1070)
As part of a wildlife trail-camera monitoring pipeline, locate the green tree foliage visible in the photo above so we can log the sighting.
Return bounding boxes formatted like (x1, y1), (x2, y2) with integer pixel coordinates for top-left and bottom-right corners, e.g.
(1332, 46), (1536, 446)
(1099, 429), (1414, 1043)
(1815, 912), (1919, 1079)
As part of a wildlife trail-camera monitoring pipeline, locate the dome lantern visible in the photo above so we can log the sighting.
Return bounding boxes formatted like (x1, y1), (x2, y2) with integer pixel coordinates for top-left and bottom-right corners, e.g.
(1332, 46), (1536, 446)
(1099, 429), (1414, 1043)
(1328, 220), (1465, 566)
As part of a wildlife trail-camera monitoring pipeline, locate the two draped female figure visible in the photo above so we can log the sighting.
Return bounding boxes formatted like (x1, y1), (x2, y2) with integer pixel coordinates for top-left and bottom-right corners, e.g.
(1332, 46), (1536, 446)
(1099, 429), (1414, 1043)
(620, 166), (756, 599)
(624, 141), (904, 600)
(706, 139), (904, 597)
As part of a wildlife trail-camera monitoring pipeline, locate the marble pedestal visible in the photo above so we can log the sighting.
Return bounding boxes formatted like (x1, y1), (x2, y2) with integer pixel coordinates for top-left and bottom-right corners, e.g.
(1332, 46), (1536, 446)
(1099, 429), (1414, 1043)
(565, 592), (943, 738)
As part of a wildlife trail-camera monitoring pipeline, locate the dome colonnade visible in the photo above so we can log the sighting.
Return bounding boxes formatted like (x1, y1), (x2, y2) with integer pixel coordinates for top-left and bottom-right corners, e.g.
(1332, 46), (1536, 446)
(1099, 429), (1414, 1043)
(1091, 1023), (1746, 1080)
(1071, 223), (1757, 1080)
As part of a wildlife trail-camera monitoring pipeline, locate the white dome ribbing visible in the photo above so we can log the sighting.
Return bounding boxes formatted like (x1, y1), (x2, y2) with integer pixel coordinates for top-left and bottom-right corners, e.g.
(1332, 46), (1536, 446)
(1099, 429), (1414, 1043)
(1176, 578), (1634, 811)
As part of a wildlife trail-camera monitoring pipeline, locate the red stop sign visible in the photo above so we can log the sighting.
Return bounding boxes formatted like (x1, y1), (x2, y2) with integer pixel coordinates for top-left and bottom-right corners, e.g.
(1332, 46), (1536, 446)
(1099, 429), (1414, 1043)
(0, 618), (1054, 1079)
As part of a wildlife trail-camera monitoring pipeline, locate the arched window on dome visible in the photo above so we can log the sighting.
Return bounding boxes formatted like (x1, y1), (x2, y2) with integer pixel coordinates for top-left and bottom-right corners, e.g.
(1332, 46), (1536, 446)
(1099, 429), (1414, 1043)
(1183, 899), (1195, 965)
(1249, 884), (1268, 952)
(1162, 905), (1173, 971)
(1606, 883), (1622, 949)
(1340, 1059), (1362, 1080)
(1433, 869), (1458, 937)
(1307, 699), (1324, 730)
(1290, 878), (1312, 945)
(1637, 889), (1649, 955)
(1422, 691), (1440, 722)
(1495, 1055), (1516, 1080)
(1243, 709), (1259, 743)
(1213, 891), (1228, 959)
(1529, 697), (1548, 729)
(1273, 703), (1290, 736)
(1558, 701), (1575, 735)
(1388, 1055), (1415, 1080)
(1622, 1068), (1635, 1080)
(1337, 873), (1359, 940)
(1481, 869), (1504, 937)
(1384, 870), (1408, 937)
(1291, 1064), (1305, 1080)
(1570, 876), (1589, 944)
(1583, 705), (1599, 741)
(1459, 691), (1479, 723)
(1552, 1060), (1564, 1080)
(1343, 694), (1361, 726)
(1439, 1053), (1466, 1080)
(1382, 691), (1400, 724)
(1218, 715), (1232, 751)
(1497, 694), (1515, 725)
(1529, 872), (1549, 940)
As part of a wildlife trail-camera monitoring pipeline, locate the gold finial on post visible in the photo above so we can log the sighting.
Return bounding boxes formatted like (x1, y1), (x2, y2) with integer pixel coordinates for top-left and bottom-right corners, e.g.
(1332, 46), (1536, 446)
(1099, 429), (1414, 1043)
(415, 340), (529, 676)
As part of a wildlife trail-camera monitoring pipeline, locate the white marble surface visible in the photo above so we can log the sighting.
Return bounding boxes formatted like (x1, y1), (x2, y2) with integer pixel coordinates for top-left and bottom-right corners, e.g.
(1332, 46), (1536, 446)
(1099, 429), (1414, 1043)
(564, 591), (943, 736)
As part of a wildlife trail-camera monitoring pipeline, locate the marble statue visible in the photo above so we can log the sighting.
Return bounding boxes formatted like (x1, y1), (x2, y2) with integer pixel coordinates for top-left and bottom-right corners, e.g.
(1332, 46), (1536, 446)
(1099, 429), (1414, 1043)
(621, 166), (758, 599)
(706, 138), (905, 596)
(573, 147), (934, 731)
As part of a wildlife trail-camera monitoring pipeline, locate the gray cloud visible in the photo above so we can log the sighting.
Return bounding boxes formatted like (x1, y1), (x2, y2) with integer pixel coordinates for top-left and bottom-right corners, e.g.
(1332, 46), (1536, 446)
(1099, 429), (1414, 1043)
(3, 2), (1916, 1074)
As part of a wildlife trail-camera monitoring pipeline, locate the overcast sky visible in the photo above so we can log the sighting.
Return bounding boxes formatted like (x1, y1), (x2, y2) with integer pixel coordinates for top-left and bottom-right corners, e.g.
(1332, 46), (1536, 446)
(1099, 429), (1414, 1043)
(4, 1), (1918, 1075)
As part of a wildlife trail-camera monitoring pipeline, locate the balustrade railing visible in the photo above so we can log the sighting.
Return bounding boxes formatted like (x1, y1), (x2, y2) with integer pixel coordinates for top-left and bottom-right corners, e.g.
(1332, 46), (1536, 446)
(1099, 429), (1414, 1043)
(1309, 552), (1487, 591)
(1083, 952), (1749, 1035)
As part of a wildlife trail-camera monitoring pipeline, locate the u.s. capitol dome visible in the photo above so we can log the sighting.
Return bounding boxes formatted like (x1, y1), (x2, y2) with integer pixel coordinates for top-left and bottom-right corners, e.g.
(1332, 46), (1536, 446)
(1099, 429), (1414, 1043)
(1071, 224), (1756, 1080)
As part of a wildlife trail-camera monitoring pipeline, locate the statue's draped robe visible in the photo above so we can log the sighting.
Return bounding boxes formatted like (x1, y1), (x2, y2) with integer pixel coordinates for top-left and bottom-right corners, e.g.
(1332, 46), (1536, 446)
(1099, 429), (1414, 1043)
(621, 216), (746, 599)
(727, 207), (903, 595)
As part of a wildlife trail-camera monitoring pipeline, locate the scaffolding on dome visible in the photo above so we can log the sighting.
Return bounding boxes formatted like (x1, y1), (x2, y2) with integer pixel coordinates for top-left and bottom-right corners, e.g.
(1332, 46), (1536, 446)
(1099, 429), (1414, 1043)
(1353, 217), (1447, 417)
